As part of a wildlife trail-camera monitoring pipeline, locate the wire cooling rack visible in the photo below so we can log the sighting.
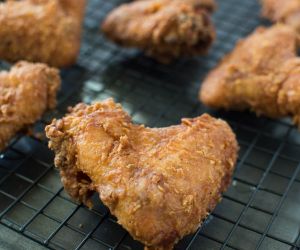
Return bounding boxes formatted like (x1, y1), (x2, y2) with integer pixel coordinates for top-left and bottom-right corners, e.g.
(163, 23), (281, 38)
(1, 0), (300, 249)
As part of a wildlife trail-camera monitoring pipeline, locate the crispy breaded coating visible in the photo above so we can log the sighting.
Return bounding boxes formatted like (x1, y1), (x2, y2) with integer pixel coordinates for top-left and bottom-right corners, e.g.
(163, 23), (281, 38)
(45, 99), (238, 250)
(102, 0), (216, 63)
(261, 0), (300, 34)
(0, 0), (86, 68)
(135, 0), (216, 12)
(0, 61), (60, 150)
(200, 25), (300, 125)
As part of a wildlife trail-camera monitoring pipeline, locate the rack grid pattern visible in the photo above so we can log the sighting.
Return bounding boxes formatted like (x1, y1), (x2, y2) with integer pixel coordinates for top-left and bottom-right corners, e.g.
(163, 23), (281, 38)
(0, 0), (300, 249)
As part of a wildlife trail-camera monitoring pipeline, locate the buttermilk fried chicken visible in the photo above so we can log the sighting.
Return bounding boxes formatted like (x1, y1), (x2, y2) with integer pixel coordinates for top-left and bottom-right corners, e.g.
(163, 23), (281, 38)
(261, 0), (300, 34)
(102, 0), (216, 63)
(135, 0), (216, 12)
(0, 61), (60, 150)
(0, 0), (86, 68)
(200, 25), (300, 126)
(45, 99), (238, 250)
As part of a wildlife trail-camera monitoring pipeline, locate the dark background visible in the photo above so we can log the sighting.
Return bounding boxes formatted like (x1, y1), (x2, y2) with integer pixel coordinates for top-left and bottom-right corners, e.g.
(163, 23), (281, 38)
(0, 0), (299, 249)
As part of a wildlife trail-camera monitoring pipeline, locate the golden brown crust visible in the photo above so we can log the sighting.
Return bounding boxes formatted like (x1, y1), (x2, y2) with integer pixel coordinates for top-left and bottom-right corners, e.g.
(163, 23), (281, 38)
(135, 0), (217, 13)
(0, 61), (60, 150)
(45, 98), (238, 250)
(200, 25), (300, 126)
(102, 0), (216, 63)
(0, 0), (86, 68)
(261, 0), (300, 34)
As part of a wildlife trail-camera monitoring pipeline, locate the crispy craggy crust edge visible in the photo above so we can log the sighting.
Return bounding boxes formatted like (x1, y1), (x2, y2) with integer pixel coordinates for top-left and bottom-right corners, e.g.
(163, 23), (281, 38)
(101, 0), (216, 63)
(45, 99), (239, 249)
(13, 61), (61, 109)
(0, 61), (61, 150)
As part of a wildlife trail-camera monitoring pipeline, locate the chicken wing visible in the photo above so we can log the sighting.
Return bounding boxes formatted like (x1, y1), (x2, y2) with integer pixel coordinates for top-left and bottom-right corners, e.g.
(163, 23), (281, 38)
(134, 0), (216, 12)
(261, 0), (300, 34)
(102, 0), (216, 63)
(200, 24), (300, 126)
(0, 61), (60, 150)
(45, 99), (238, 250)
(0, 0), (86, 68)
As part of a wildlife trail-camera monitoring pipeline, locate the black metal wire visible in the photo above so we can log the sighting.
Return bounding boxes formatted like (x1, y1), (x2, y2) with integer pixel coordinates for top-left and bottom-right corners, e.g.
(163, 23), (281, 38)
(220, 128), (291, 249)
(0, 0), (300, 249)
(255, 163), (300, 249)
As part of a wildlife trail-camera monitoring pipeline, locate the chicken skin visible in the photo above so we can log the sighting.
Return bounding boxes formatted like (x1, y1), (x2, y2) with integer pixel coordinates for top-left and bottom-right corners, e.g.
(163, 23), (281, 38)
(45, 99), (238, 250)
(0, 0), (86, 68)
(261, 0), (300, 35)
(102, 0), (216, 63)
(0, 61), (60, 150)
(200, 24), (300, 126)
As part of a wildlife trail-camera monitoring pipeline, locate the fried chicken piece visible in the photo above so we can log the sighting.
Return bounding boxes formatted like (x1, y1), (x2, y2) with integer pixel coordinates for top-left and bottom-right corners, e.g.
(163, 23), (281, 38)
(102, 0), (216, 63)
(45, 99), (238, 250)
(261, 0), (300, 34)
(135, 0), (216, 12)
(200, 24), (300, 126)
(0, 0), (86, 68)
(0, 61), (60, 150)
